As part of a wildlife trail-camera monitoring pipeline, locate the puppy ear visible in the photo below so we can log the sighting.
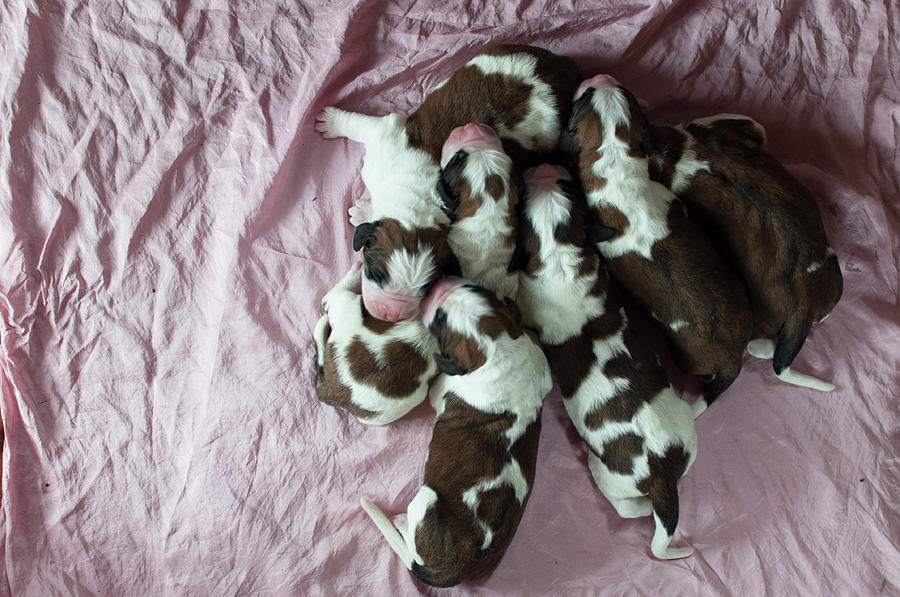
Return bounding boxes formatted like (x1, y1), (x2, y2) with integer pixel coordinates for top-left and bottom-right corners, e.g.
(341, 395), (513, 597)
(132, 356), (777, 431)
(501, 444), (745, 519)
(561, 87), (595, 155)
(434, 353), (467, 376)
(436, 175), (459, 214)
(503, 297), (523, 326)
(352, 222), (378, 251)
(507, 241), (530, 272)
(587, 225), (617, 243)
(444, 251), (462, 277)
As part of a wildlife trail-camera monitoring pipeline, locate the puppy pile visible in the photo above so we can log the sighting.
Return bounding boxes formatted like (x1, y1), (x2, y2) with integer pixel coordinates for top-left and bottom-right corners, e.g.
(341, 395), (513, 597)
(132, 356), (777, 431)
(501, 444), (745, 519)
(312, 44), (843, 587)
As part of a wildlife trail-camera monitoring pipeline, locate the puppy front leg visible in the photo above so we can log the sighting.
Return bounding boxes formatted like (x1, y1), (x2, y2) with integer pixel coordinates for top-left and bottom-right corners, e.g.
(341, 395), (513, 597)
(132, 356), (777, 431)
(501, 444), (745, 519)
(315, 107), (397, 145)
(322, 262), (363, 314)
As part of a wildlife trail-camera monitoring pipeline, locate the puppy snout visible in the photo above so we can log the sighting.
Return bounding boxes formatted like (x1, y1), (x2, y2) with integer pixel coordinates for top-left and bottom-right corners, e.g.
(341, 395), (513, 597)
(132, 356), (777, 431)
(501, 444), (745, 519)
(441, 123), (502, 167)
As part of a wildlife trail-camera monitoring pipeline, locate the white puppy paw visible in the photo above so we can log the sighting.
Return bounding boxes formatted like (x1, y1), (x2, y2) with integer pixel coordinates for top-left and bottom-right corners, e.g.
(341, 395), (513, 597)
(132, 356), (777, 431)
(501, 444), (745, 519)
(348, 199), (374, 226)
(315, 106), (345, 139)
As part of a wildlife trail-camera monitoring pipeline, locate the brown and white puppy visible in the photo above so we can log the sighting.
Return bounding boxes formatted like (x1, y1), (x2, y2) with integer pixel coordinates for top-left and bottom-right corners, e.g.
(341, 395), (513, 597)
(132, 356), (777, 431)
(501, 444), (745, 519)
(516, 164), (698, 559)
(564, 75), (753, 410)
(648, 115), (842, 391)
(315, 45), (580, 321)
(437, 123), (520, 301)
(313, 261), (439, 424)
(361, 278), (552, 587)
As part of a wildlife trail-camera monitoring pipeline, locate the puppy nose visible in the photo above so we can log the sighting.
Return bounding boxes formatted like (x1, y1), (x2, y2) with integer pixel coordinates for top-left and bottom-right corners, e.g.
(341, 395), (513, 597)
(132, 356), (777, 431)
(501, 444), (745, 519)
(441, 123), (502, 167)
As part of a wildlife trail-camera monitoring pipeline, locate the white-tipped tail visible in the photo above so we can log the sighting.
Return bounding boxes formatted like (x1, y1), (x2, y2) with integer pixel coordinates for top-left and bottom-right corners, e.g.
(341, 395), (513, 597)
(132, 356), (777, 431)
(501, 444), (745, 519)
(360, 498), (414, 568)
(776, 368), (835, 392)
(650, 513), (694, 560)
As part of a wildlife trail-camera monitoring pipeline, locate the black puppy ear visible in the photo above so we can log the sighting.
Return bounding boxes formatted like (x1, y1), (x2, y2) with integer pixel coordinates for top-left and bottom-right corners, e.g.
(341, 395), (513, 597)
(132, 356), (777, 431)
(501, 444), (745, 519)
(352, 222), (377, 251)
(503, 297), (523, 326)
(436, 175), (459, 214)
(561, 87), (595, 155)
(434, 353), (467, 376)
(587, 225), (617, 243)
(444, 251), (462, 277)
(507, 242), (530, 272)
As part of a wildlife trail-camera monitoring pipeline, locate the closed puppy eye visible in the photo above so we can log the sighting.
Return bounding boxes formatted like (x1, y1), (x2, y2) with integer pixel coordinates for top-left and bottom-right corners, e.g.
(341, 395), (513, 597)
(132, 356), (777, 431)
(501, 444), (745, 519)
(364, 260), (389, 287)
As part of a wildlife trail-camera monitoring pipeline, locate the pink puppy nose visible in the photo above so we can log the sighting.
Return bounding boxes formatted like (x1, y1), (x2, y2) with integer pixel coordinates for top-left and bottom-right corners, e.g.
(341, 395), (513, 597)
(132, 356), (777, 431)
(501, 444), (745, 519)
(524, 163), (570, 184)
(576, 73), (621, 98)
(441, 122), (503, 168)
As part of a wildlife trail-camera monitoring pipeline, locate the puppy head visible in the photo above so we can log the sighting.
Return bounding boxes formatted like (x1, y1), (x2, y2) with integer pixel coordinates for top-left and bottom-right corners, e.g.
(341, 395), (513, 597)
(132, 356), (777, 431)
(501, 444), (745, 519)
(353, 218), (461, 322)
(420, 277), (522, 375)
(437, 123), (516, 220)
(563, 74), (652, 159)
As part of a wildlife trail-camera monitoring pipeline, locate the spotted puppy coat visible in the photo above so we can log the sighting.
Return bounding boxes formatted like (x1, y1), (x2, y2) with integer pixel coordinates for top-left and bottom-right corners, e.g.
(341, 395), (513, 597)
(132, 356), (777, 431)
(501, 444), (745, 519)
(437, 123), (520, 301)
(649, 115), (843, 391)
(565, 75), (753, 410)
(515, 164), (698, 559)
(315, 44), (579, 322)
(361, 278), (552, 587)
(313, 262), (439, 425)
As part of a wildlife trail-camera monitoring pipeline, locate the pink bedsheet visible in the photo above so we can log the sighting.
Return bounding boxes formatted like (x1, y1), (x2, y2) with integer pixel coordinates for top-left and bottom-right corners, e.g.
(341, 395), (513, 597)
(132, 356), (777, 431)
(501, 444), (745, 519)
(1, 1), (898, 594)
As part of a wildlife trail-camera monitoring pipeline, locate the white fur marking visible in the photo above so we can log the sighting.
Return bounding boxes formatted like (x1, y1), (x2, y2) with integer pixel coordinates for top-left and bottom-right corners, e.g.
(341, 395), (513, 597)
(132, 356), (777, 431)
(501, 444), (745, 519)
(776, 368), (835, 392)
(669, 320), (689, 332)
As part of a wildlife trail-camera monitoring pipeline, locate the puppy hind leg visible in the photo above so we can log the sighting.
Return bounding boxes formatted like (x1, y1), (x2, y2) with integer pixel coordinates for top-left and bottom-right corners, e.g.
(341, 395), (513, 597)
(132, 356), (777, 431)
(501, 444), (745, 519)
(588, 452), (648, 517)
(746, 338), (775, 359)
(607, 495), (653, 519)
(313, 315), (330, 381)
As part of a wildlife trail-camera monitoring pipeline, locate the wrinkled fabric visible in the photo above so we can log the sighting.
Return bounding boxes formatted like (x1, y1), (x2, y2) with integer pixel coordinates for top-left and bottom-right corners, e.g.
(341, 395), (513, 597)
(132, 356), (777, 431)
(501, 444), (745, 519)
(1, 0), (898, 595)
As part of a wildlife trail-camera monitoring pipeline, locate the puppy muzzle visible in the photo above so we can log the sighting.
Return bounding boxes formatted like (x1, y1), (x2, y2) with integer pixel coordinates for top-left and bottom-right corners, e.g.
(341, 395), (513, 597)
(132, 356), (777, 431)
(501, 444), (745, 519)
(440, 123), (503, 168)
(361, 277), (422, 322)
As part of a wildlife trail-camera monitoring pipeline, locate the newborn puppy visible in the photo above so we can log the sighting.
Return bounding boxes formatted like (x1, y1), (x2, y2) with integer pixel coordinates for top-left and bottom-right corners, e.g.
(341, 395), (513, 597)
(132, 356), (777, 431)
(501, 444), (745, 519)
(437, 123), (520, 300)
(316, 44), (579, 321)
(564, 75), (753, 410)
(361, 278), (552, 587)
(516, 165), (698, 559)
(313, 261), (439, 424)
(648, 115), (842, 391)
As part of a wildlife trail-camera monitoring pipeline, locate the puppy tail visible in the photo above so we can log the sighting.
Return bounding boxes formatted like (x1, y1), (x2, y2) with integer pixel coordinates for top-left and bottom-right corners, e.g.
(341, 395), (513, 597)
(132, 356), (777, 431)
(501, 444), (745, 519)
(647, 448), (694, 560)
(773, 314), (834, 392)
(360, 498), (414, 568)
(313, 315), (330, 382)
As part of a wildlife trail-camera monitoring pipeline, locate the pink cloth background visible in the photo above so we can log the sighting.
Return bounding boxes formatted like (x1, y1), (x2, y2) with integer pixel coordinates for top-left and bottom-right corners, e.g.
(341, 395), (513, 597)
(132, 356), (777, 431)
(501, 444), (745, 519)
(1, 0), (898, 594)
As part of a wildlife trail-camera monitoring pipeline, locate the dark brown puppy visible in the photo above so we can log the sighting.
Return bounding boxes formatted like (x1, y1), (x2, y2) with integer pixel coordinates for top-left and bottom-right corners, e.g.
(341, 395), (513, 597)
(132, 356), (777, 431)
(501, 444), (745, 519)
(361, 278), (551, 587)
(316, 45), (580, 321)
(648, 114), (842, 390)
(564, 75), (753, 410)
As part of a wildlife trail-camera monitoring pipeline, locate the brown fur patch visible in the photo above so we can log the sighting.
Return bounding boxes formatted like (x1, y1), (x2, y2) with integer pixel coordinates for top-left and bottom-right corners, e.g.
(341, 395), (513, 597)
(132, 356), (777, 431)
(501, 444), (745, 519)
(583, 332), (668, 429)
(541, 306), (624, 398)
(484, 174), (506, 200)
(476, 289), (523, 341)
(599, 432), (645, 475)
(315, 341), (379, 420)
(345, 337), (429, 398)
